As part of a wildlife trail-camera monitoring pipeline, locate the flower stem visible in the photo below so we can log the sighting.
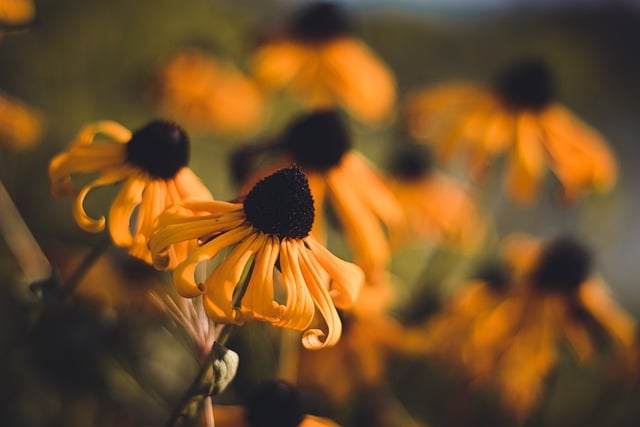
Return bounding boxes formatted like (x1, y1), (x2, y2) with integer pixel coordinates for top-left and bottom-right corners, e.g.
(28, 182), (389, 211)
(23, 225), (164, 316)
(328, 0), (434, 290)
(59, 234), (112, 300)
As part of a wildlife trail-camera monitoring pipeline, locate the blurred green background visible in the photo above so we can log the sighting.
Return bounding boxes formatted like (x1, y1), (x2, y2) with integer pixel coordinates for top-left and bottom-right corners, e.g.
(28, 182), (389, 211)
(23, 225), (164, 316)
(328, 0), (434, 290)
(1, 0), (640, 426)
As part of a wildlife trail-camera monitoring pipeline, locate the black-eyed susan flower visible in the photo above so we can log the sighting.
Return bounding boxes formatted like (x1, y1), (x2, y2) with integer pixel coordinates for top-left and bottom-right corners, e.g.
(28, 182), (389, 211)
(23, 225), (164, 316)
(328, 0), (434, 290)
(149, 167), (364, 349)
(405, 59), (617, 204)
(0, 91), (44, 150)
(386, 141), (486, 248)
(251, 1), (396, 123)
(212, 380), (340, 427)
(236, 110), (403, 282)
(418, 234), (638, 419)
(0, 0), (34, 29)
(49, 120), (213, 266)
(153, 48), (264, 135)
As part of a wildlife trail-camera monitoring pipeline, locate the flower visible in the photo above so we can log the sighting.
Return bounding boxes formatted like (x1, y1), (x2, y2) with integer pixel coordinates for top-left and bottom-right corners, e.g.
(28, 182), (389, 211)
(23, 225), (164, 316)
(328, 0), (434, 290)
(251, 1), (396, 123)
(0, 0), (34, 29)
(149, 167), (364, 349)
(417, 234), (638, 419)
(0, 91), (44, 150)
(152, 48), (264, 135)
(49, 120), (213, 266)
(235, 110), (403, 282)
(211, 380), (340, 427)
(385, 141), (486, 248)
(404, 59), (617, 204)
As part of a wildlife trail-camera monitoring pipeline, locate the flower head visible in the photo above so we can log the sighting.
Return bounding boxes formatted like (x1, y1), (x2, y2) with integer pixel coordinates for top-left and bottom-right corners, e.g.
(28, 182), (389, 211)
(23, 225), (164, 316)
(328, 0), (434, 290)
(405, 58), (617, 204)
(386, 141), (486, 248)
(153, 48), (263, 134)
(149, 167), (363, 349)
(49, 120), (212, 265)
(251, 1), (396, 123)
(236, 111), (403, 281)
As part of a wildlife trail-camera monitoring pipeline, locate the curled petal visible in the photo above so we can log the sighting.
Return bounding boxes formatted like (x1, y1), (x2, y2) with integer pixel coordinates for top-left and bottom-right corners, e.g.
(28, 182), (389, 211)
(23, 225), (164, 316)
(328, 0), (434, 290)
(108, 173), (147, 248)
(205, 231), (263, 322)
(305, 235), (363, 309)
(297, 240), (342, 349)
(173, 167), (214, 201)
(173, 225), (251, 297)
(242, 235), (281, 321)
(277, 239), (315, 332)
(72, 165), (133, 233)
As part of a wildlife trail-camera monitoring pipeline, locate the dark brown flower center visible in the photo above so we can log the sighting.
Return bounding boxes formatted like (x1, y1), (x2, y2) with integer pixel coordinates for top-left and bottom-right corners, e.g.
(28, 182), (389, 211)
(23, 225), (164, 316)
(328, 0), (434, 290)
(283, 110), (351, 172)
(530, 236), (592, 293)
(243, 167), (315, 239)
(245, 380), (305, 427)
(126, 120), (189, 179)
(494, 59), (554, 111)
(288, 1), (351, 43)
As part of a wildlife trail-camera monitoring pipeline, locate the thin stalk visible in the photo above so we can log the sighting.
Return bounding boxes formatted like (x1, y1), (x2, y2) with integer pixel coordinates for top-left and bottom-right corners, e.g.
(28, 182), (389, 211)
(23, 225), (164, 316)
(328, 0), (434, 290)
(59, 233), (112, 299)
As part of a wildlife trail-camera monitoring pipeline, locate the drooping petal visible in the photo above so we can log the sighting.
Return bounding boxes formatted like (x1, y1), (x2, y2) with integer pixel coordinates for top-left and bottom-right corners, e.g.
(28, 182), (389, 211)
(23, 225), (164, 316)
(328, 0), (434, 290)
(504, 112), (546, 204)
(173, 167), (214, 202)
(108, 173), (147, 247)
(304, 235), (363, 309)
(252, 41), (309, 91)
(320, 38), (396, 122)
(297, 239), (343, 349)
(172, 225), (252, 297)
(205, 231), (263, 323)
(276, 239), (315, 332)
(72, 165), (133, 233)
(242, 235), (281, 321)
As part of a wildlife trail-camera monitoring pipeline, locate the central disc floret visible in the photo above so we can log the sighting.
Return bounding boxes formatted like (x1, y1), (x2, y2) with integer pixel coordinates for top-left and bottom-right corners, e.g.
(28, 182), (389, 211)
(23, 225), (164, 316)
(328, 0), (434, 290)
(388, 142), (434, 180)
(494, 59), (554, 111)
(126, 120), (189, 179)
(246, 380), (304, 427)
(243, 167), (315, 239)
(289, 1), (351, 42)
(530, 236), (592, 293)
(283, 110), (351, 172)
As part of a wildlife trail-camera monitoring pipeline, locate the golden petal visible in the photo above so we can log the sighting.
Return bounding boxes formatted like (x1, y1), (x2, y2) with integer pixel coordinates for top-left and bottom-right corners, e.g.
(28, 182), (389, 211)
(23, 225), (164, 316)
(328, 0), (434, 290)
(107, 173), (147, 248)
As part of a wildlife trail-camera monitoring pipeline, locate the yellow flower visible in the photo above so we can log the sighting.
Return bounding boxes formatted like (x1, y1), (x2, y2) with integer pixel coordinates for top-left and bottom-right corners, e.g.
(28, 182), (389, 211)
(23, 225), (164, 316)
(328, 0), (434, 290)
(49, 120), (212, 266)
(419, 234), (638, 419)
(153, 48), (264, 135)
(0, 0), (34, 28)
(405, 59), (617, 204)
(0, 91), (44, 150)
(251, 1), (396, 123)
(149, 167), (363, 349)
(386, 142), (486, 248)
(211, 380), (340, 427)
(235, 110), (403, 282)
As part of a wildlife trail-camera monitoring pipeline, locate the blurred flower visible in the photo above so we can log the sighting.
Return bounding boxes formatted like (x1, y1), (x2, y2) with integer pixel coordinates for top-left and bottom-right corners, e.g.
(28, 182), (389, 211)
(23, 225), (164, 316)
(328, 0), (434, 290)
(149, 167), (364, 349)
(153, 48), (264, 135)
(49, 120), (212, 265)
(251, 1), (396, 123)
(386, 141), (486, 249)
(405, 59), (617, 204)
(0, 91), (44, 150)
(211, 380), (340, 427)
(416, 234), (638, 419)
(298, 279), (406, 402)
(0, 0), (34, 29)
(235, 110), (403, 282)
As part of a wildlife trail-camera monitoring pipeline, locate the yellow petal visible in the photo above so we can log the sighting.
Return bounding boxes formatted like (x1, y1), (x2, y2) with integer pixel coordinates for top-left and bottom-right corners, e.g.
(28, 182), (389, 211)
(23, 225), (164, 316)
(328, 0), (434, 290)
(172, 225), (251, 297)
(276, 239), (315, 331)
(108, 173), (147, 248)
(241, 235), (281, 321)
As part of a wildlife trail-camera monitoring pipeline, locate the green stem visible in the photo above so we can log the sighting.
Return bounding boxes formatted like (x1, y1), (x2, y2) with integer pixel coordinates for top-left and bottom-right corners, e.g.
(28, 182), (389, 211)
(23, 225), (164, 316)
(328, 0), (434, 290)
(59, 234), (112, 300)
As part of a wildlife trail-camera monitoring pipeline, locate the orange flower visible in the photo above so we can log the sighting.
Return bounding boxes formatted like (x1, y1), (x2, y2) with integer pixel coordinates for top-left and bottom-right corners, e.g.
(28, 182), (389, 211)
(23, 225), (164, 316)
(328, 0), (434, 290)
(153, 48), (264, 134)
(49, 120), (213, 266)
(0, 91), (44, 150)
(0, 0), (34, 28)
(386, 142), (486, 248)
(418, 234), (637, 419)
(251, 1), (396, 123)
(405, 59), (617, 204)
(149, 167), (363, 349)
(235, 110), (403, 282)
